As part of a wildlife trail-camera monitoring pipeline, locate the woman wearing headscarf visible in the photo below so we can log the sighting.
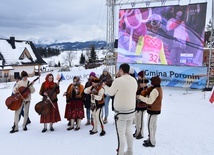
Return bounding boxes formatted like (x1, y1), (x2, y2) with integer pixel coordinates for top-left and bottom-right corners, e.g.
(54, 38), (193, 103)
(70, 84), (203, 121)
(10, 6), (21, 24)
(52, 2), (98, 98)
(39, 73), (61, 133)
(64, 76), (84, 131)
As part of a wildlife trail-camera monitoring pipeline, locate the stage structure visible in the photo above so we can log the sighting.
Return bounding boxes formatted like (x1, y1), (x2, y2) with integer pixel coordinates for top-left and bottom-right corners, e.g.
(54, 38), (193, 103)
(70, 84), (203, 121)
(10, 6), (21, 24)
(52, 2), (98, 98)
(106, 0), (175, 54)
(106, 0), (211, 89)
(105, 0), (175, 76)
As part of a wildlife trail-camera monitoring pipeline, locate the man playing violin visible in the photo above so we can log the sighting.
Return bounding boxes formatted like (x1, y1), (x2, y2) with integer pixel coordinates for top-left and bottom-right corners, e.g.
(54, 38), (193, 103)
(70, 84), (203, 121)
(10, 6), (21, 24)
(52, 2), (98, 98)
(137, 76), (163, 147)
(84, 77), (106, 136)
(10, 71), (35, 133)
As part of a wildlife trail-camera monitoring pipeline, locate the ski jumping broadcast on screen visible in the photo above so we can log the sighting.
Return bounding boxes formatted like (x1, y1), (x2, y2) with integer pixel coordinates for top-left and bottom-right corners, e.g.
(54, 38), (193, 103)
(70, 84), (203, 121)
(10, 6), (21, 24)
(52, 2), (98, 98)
(117, 2), (208, 89)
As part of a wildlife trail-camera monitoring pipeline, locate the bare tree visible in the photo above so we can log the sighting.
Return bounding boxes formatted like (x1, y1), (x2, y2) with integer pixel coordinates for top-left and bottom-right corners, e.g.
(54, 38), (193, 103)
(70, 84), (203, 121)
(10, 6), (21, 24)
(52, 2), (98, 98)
(62, 51), (76, 67)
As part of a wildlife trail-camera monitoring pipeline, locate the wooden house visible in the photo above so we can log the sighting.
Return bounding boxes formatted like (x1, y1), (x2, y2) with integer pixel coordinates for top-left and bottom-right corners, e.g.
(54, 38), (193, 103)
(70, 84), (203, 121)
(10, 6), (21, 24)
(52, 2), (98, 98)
(0, 37), (46, 82)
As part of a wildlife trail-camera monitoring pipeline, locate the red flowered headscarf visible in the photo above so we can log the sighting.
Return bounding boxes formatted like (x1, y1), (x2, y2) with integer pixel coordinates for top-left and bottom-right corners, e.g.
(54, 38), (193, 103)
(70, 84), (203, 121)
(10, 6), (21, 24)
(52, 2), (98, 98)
(44, 74), (55, 89)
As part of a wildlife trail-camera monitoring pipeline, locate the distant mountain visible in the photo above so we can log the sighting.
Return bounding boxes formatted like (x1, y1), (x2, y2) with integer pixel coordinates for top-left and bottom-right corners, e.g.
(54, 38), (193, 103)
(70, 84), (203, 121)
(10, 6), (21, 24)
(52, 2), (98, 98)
(34, 40), (107, 51)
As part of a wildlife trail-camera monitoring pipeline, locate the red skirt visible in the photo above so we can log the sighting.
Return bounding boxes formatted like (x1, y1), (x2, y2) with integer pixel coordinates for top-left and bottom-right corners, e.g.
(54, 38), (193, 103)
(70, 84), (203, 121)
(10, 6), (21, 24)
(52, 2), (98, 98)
(40, 102), (61, 123)
(64, 99), (84, 120)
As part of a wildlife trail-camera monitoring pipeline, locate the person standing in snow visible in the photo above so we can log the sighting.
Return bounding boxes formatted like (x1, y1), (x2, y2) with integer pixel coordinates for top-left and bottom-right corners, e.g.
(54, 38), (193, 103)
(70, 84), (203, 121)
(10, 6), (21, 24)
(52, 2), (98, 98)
(133, 78), (149, 140)
(64, 76), (85, 131)
(137, 75), (163, 147)
(10, 71), (35, 133)
(82, 72), (96, 125)
(84, 77), (106, 136)
(39, 73), (61, 133)
(99, 67), (113, 124)
(103, 63), (138, 155)
(11, 76), (31, 130)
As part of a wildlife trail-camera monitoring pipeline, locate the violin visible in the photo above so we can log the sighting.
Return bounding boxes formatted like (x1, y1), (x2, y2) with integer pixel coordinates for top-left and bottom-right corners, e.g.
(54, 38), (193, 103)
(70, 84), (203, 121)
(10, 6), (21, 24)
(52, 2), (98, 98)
(136, 86), (154, 108)
(35, 77), (62, 116)
(5, 77), (39, 111)
(140, 86), (154, 97)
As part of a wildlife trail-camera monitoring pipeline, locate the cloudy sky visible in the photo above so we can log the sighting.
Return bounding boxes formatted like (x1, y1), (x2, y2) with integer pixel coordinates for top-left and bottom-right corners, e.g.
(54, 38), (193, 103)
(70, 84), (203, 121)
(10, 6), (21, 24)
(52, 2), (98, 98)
(0, 0), (212, 43)
(0, 0), (107, 43)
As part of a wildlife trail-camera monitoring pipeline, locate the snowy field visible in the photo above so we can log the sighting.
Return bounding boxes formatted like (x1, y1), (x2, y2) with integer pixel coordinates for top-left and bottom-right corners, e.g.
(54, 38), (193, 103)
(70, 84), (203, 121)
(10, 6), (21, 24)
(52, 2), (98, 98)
(0, 50), (214, 155)
(0, 65), (214, 155)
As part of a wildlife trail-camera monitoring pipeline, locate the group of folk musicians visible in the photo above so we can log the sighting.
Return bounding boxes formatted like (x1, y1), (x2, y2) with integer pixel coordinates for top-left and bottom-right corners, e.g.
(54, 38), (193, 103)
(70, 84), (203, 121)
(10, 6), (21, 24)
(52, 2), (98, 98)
(6, 63), (163, 155)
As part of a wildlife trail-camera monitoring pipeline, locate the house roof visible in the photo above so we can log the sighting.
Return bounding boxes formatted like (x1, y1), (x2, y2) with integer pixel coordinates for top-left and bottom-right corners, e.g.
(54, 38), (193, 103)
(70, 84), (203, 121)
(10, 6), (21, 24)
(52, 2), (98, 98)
(0, 66), (14, 70)
(0, 37), (46, 66)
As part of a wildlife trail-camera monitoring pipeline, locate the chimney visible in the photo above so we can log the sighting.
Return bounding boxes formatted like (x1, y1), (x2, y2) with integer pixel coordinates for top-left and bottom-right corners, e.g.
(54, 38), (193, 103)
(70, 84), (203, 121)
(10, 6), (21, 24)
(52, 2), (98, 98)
(10, 36), (16, 49)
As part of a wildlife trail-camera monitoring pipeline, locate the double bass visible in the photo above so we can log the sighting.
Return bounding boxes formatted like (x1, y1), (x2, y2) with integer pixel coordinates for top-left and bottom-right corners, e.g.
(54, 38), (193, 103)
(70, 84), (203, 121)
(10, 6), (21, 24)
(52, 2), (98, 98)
(5, 77), (39, 111)
(35, 77), (62, 116)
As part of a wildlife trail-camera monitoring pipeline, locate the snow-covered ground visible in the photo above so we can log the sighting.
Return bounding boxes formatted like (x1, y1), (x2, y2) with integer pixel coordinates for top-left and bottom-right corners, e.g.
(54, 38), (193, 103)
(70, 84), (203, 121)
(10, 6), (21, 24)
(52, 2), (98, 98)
(0, 65), (214, 155)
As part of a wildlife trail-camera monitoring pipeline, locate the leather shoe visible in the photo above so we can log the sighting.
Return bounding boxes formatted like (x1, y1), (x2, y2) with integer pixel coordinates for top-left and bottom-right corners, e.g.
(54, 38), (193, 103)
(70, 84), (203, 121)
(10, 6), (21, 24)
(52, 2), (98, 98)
(50, 127), (54, 131)
(90, 131), (98, 135)
(85, 121), (90, 126)
(10, 129), (18, 133)
(67, 121), (71, 126)
(23, 126), (28, 131)
(143, 141), (155, 147)
(100, 130), (106, 136)
(74, 127), (80, 131)
(144, 139), (149, 143)
(136, 134), (143, 139)
(67, 127), (74, 131)
(11, 124), (15, 130)
(26, 120), (31, 125)
(42, 128), (47, 133)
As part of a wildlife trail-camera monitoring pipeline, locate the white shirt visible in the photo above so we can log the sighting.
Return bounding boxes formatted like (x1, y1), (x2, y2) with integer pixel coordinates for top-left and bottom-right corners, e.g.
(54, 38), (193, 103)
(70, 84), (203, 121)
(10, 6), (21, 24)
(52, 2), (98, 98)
(104, 74), (138, 112)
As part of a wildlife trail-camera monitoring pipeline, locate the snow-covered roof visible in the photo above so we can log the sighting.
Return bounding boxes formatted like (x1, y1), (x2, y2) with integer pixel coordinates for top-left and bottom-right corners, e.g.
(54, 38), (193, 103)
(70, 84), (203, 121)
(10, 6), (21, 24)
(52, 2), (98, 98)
(0, 66), (14, 70)
(0, 38), (46, 66)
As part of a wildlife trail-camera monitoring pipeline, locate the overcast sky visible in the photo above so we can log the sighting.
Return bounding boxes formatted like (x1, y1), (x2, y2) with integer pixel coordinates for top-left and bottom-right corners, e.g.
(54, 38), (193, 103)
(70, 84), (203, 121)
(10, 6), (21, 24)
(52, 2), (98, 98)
(0, 0), (107, 43)
(0, 0), (212, 43)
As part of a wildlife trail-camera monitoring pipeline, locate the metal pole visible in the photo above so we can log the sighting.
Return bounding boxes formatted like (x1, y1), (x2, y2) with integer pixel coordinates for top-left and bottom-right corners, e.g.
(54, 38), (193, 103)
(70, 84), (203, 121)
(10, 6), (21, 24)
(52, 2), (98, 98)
(207, 0), (214, 88)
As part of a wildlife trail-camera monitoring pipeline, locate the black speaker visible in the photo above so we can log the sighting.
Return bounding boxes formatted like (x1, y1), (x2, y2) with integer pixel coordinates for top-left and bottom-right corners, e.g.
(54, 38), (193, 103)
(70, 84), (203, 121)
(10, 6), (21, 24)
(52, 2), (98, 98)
(114, 39), (118, 48)
(14, 72), (20, 79)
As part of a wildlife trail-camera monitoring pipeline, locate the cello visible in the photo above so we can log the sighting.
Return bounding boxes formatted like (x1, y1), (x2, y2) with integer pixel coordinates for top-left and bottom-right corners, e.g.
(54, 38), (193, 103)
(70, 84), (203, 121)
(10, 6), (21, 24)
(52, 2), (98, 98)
(5, 77), (39, 111)
(35, 77), (62, 116)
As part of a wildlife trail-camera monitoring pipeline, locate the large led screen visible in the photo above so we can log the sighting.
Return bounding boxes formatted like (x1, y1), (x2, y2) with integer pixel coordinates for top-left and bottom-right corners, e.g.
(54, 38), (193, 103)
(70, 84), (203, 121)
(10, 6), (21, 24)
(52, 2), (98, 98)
(118, 3), (207, 66)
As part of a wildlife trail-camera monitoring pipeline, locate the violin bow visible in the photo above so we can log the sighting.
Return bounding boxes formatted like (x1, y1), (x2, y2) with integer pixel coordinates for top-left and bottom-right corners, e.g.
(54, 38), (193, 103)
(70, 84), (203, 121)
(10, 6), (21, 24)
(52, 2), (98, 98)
(46, 96), (56, 109)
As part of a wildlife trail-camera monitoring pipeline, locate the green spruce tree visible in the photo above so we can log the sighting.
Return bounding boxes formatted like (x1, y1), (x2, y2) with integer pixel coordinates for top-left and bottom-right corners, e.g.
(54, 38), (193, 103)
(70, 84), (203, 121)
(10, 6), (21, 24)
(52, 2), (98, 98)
(90, 45), (97, 63)
(79, 53), (86, 65)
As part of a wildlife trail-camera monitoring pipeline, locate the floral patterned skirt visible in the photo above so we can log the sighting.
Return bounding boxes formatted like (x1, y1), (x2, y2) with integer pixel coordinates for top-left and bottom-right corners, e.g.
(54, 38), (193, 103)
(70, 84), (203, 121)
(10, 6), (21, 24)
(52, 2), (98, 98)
(64, 100), (84, 120)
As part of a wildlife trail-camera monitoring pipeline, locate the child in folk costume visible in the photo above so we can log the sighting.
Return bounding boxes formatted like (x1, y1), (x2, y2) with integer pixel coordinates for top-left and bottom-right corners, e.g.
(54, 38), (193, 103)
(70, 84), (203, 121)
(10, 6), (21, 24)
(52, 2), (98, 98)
(84, 77), (106, 136)
(39, 74), (61, 133)
(64, 76), (84, 131)
(134, 78), (149, 139)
